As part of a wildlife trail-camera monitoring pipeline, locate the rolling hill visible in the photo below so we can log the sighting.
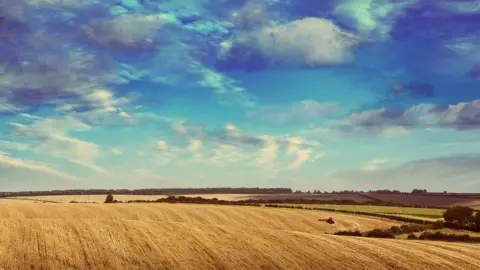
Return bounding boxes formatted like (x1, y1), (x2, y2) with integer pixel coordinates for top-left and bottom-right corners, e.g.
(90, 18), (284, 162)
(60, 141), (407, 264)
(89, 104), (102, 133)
(0, 203), (478, 269)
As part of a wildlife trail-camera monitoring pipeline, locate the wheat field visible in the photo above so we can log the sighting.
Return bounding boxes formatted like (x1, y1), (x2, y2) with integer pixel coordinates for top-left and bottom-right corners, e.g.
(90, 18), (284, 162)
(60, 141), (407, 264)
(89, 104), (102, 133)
(0, 203), (479, 269)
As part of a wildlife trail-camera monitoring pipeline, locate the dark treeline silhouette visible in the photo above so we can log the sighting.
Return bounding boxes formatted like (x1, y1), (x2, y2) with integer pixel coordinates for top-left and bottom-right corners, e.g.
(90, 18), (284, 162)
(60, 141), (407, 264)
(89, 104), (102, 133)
(368, 189), (401, 194)
(443, 206), (480, 232)
(90, 192), (459, 210)
(3, 188), (480, 201)
(123, 196), (262, 207)
(0, 187), (292, 197)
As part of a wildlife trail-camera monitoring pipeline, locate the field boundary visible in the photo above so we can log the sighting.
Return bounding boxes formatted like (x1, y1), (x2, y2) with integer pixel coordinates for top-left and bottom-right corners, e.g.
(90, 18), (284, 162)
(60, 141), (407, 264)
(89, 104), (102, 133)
(115, 196), (441, 225)
(263, 204), (438, 225)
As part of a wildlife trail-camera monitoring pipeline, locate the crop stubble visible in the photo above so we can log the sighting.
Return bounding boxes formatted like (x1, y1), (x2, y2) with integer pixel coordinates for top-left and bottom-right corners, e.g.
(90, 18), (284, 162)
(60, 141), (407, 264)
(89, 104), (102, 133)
(0, 203), (478, 269)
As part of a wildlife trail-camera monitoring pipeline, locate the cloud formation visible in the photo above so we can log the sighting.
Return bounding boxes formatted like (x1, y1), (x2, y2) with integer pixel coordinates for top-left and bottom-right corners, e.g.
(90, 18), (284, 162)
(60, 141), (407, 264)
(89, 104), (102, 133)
(81, 13), (166, 53)
(153, 121), (322, 170)
(328, 154), (480, 192)
(0, 151), (77, 181)
(344, 107), (414, 136)
(1, 0), (479, 191)
(246, 100), (340, 126)
(333, 0), (416, 39)
(217, 14), (361, 70)
(8, 116), (108, 173)
(344, 99), (480, 135)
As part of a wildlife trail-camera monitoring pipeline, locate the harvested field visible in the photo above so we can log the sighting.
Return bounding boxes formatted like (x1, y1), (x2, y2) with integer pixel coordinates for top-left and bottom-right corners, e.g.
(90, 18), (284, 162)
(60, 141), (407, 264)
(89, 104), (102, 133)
(0, 203), (478, 269)
(294, 204), (445, 218)
(0, 203), (397, 233)
(384, 214), (444, 222)
(364, 193), (480, 209)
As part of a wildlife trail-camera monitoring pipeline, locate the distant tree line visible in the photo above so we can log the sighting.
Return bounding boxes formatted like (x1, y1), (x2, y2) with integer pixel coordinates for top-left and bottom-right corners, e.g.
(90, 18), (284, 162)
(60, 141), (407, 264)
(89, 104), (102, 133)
(0, 187), (293, 197)
(102, 194), (446, 210)
(443, 206), (480, 232)
(106, 195), (262, 206)
(3, 187), (480, 200)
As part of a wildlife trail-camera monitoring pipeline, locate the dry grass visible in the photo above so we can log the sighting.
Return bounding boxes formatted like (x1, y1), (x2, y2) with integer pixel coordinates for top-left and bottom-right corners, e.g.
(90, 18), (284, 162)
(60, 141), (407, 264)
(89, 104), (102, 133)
(0, 203), (396, 233)
(0, 203), (479, 269)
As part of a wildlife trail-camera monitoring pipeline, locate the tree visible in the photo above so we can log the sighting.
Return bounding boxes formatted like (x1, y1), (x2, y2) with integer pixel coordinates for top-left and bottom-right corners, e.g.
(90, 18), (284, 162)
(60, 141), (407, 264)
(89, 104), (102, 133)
(443, 206), (474, 227)
(105, 194), (114, 203)
(473, 212), (480, 231)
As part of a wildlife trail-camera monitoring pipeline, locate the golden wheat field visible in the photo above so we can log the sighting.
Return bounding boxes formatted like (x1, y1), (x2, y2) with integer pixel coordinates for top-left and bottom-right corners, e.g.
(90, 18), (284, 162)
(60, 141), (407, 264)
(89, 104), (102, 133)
(0, 202), (479, 269)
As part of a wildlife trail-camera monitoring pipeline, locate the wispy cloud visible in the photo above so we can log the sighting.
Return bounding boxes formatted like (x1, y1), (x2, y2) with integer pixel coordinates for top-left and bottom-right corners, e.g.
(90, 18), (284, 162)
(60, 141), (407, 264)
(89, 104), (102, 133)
(0, 151), (78, 181)
(246, 100), (341, 126)
(9, 116), (109, 173)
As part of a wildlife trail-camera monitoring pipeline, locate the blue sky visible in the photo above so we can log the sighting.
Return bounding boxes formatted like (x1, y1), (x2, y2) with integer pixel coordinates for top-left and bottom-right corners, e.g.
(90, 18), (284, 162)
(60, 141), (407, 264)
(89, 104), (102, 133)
(1, 0), (480, 192)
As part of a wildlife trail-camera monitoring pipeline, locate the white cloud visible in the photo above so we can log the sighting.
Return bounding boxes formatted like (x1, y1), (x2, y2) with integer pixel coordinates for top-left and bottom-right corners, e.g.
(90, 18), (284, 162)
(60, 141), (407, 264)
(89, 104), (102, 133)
(286, 137), (315, 169)
(198, 65), (257, 107)
(371, 158), (389, 164)
(220, 17), (361, 68)
(360, 165), (378, 172)
(333, 0), (416, 39)
(153, 121), (322, 170)
(255, 136), (279, 165)
(111, 148), (123, 155)
(55, 88), (135, 126)
(435, 99), (480, 130)
(119, 111), (130, 118)
(288, 148), (313, 170)
(439, 0), (480, 14)
(347, 99), (480, 135)
(230, 1), (269, 30)
(378, 126), (408, 138)
(9, 116), (109, 173)
(0, 151), (78, 180)
(208, 144), (250, 165)
(0, 98), (22, 114)
(188, 139), (202, 152)
(330, 154), (480, 192)
(155, 140), (168, 150)
(82, 13), (165, 51)
(360, 157), (389, 172)
(19, 113), (42, 120)
(0, 140), (31, 151)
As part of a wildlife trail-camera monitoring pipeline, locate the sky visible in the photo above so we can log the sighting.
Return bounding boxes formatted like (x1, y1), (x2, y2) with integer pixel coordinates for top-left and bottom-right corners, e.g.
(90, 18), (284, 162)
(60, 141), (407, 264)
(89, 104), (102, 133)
(1, 0), (480, 192)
